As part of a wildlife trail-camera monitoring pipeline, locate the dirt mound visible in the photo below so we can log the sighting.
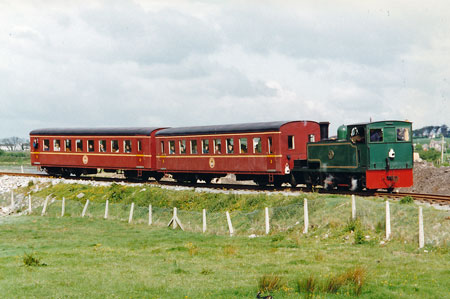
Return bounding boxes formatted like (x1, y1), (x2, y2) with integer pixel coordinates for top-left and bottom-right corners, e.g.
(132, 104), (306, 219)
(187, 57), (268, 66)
(399, 162), (450, 195)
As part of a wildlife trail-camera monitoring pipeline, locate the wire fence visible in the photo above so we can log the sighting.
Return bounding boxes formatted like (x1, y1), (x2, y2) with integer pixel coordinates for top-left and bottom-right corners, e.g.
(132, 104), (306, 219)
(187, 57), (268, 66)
(1, 192), (449, 246)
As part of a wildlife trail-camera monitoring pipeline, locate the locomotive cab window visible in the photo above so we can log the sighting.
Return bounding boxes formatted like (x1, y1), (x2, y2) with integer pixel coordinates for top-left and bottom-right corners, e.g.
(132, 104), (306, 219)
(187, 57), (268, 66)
(169, 141), (175, 154)
(350, 126), (366, 144)
(191, 140), (198, 154)
(88, 140), (95, 152)
(65, 139), (72, 152)
(253, 137), (262, 153)
(226, 138), (234, 154)
(288, 135), (295, 149)
(43, 139), (50, 151)
(214, 139), (221, 154)
(397, 128), (410, 142)
(202, 139), (209, 154)
(99, 140), (106, 152)
(179, 140), (186, 154)
(53, 140), (61, 151)
(76, 140), (83, 152)
(161, 141), (165, 154)
(111, 140), (119, 153)
(124, 140), (132, 153)
(370, 129), (383, 142)
(239, 138), (247, 153)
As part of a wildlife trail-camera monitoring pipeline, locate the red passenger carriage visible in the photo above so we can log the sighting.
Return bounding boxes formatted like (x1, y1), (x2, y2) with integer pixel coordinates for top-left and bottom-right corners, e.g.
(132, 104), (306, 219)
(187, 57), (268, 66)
(29, 127), (164, 180)
(155, 121), (322, 186)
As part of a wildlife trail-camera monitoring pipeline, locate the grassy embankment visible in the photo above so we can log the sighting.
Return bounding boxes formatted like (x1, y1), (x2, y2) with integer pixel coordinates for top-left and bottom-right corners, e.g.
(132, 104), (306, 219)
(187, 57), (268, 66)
(0, 151), (30, 165)
(0, 182), (449, 298)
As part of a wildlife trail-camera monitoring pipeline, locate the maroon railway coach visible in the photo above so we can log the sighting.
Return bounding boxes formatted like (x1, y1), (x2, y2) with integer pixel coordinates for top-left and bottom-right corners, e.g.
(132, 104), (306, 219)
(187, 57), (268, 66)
(29, 127), (164, 180)
(155, 121), (324, 186)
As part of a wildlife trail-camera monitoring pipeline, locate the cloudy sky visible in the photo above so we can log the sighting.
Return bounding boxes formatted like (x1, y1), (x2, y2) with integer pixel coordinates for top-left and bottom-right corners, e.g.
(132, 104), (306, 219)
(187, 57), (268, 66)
(1, 0), (449, 138)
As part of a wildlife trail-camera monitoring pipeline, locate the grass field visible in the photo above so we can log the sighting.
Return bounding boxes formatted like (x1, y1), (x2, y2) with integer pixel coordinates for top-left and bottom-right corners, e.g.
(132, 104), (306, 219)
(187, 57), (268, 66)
(0, 213), (448, 298)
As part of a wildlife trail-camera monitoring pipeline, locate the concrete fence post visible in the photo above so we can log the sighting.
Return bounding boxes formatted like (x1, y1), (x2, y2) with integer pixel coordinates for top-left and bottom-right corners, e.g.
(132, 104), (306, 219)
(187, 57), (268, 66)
(265, 207), (270, 235)
(226, 211), (234, 237)
(21, 165), (24, 173)
(148, 204), (152, 225)
(10, 191), (14, 210)
(128, 202), (135, 224)
(167, 207), (184, 230)
(41, 196), (49, 216)
(351, 195), (356, 220)
(28, 195), (32, 214)
(81, 200), (89, 218)
(303, 198), (309, 234)
(202, 209), (207, 233)
(385, 200), (391, 240)
(104, 200), (109, 219)
(61, 197), (65, 217)
(419, 206), (424, 249)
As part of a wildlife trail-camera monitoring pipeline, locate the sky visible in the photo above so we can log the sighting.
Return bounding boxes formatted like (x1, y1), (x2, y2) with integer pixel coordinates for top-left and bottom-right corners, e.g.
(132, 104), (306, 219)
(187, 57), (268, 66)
(1, 0), (449, 138)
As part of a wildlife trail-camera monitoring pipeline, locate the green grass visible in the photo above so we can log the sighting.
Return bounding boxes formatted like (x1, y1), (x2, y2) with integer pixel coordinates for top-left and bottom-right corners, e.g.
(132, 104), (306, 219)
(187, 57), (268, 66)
(0, 151), (30, 165)
(0, 215), (449, 298)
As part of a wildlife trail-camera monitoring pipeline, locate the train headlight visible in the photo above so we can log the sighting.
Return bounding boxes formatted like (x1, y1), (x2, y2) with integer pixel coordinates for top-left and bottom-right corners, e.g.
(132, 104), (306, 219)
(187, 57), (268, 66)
(388, 148), (395, 159)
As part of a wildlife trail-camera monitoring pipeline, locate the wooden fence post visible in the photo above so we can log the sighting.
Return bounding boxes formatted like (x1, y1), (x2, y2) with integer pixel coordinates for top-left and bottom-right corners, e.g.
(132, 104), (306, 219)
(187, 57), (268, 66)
(167, 207), (184, 230)
(10, 191), (14, 210)
(265, 207), (270, 235)
(104, 200), (109, 219)
(351, 195), (356, 220)
(41, 196), (49, 216)
(61, 197), (65, 217)
(303, 198), (309, 234)
(419, 206), (424, 249)
(81, 200), (89, 218)
(385, 200), (391, 240)
(226, 211), (234, 237)
(128, 202), (135, 224)
(148, 204), (152, 225)
(203, 209), (207, 233)
(28, 195), (32, 214)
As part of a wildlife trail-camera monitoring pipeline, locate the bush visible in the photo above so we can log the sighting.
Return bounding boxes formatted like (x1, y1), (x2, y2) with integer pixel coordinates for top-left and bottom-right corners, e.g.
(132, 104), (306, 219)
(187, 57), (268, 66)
(23, 253), (47, 267)
(259, 274), (287, 292)
(297, 275), (317, 295)
(400, 196), (414, 204)
(419, 148), (440, 162)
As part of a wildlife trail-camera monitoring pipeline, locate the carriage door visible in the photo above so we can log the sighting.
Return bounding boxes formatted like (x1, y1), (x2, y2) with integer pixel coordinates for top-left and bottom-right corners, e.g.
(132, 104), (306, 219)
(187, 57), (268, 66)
(136, 139), (144, 169)
(266, 136), (276, 171)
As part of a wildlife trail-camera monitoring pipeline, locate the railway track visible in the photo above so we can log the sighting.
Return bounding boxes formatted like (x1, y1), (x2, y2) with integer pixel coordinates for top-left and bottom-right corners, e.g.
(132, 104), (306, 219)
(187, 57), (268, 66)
(1, 171), (449, 206)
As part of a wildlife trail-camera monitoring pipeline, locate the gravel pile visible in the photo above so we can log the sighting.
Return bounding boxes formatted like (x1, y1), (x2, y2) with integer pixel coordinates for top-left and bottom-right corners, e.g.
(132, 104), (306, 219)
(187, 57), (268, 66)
(399, 162), (450, 195)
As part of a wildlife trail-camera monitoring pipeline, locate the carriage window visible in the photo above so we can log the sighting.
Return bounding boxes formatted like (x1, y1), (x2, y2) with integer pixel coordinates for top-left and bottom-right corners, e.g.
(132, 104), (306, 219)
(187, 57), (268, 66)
(226, 138), (234, 154)
(65, 139), (72, 152)
(88, 140), (95, 152)
(124, 140), (132, 153)
(309, 134), (315, 142)
(370, 129), (383, 142)
(202, 139), (209, 154)
(137, 140), (142, 152)
(169, 141), (175, 154)
(99, 140), (106, 152)
(268, 137), (273, 154)
(76, 140), (83, 152)
(288, 135), (295, 149)
(43, 139), (50, 151)
(111, 140), (119, 153)
(214, 139), (221, 154)
(253, 137), (262, 153)
(191, 140), (198, 154)
(397, 128), (410, 142)
(53, 140), (61, 151)
(179, 140), (186, 154)
(239, 138), (247, 153)
(161, 141), (165, 154)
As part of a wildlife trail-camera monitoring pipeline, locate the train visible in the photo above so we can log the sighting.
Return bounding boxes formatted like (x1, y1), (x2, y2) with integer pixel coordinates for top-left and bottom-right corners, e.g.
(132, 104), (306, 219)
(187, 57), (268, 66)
(29, 120), (413, 191)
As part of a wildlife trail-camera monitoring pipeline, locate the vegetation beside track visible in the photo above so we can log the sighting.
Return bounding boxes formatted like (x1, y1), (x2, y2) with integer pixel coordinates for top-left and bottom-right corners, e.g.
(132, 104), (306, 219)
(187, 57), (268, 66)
(0, 150), (30, 165)
(0, 215), (449, 298)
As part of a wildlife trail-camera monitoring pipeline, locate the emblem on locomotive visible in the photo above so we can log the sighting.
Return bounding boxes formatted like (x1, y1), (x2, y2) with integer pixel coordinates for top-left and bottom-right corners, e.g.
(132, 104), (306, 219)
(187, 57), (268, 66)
(328, 150), (335, 160)
(82, 155), (88, 165)
(209, 157), (215, 168)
